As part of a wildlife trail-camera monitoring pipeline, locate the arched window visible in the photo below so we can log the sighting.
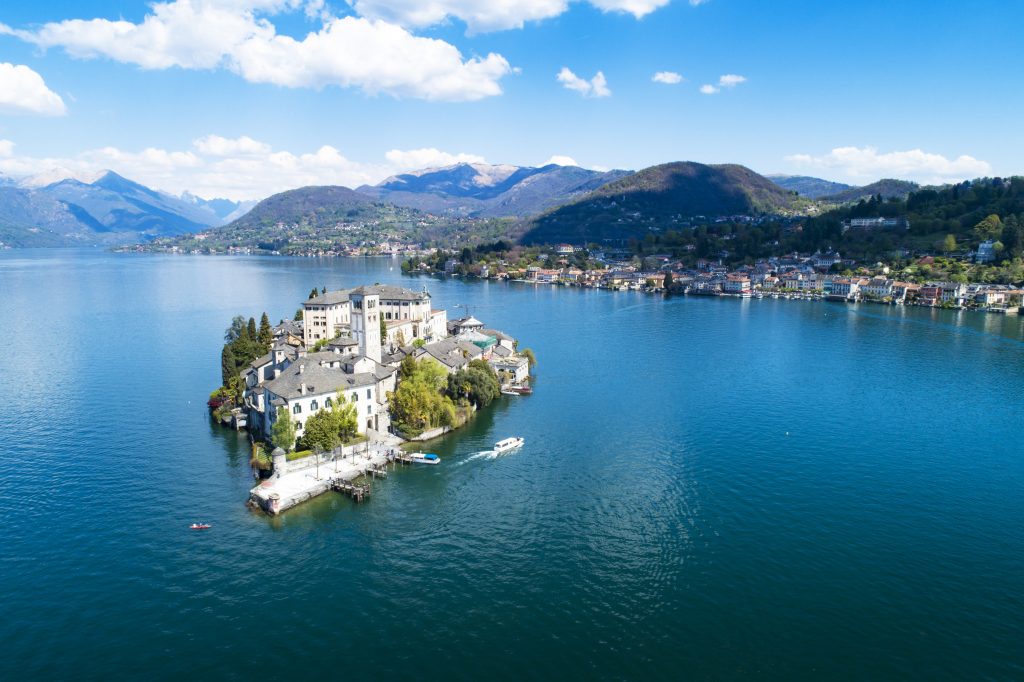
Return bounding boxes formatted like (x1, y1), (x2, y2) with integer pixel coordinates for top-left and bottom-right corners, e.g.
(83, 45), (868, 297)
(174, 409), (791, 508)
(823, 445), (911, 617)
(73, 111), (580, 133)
(293, 403), (302, 414)
(311, 399), (319, 411)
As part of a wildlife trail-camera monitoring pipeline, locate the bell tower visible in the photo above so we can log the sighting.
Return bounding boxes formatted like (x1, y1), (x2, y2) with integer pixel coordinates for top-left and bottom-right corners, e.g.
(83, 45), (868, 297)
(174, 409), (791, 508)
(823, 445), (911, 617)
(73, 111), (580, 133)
(350, 289), (381, 363)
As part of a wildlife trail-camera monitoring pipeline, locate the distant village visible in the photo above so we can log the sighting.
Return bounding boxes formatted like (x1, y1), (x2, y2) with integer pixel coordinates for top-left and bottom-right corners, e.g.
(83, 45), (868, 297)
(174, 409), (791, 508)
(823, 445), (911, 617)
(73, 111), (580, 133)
(410, 242), (1024, 314)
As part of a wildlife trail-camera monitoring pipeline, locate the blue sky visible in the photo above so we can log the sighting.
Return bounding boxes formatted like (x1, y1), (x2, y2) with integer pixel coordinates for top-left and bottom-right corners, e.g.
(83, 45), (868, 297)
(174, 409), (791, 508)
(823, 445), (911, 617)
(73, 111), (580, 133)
(0, 0), (1021, 200)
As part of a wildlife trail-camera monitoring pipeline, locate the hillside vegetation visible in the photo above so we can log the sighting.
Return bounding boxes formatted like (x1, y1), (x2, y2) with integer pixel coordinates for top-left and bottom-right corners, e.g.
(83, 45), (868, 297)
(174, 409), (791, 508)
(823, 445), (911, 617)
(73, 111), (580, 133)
(521, 162), (807, 244)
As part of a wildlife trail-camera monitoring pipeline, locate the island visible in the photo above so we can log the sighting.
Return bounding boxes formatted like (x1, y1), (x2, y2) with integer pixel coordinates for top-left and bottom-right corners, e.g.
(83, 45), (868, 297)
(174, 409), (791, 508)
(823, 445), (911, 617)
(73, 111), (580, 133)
(209, 284), (534, 515)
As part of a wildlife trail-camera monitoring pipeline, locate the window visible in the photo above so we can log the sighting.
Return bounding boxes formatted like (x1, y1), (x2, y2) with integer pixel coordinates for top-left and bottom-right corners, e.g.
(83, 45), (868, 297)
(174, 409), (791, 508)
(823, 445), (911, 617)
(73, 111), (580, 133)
(293, 404), (302, 414)
(311, 399), (319, 411)
(366, 389), (372, 399)
(325, 397), (333, 408)
(367, 405), (372, 414)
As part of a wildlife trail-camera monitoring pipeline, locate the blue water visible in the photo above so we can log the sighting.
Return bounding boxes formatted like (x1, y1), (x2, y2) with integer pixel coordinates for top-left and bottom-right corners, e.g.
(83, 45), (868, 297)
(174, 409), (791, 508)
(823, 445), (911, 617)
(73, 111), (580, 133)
(1, 250), (1022, 680)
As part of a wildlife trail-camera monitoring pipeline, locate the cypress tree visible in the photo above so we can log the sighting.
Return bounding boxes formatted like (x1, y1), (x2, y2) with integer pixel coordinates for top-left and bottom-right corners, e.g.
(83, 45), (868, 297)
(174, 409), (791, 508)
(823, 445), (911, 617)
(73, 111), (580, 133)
(258, 312), (272, 347)
(247, 317), (257, 340)
(221, 344), (236, 387)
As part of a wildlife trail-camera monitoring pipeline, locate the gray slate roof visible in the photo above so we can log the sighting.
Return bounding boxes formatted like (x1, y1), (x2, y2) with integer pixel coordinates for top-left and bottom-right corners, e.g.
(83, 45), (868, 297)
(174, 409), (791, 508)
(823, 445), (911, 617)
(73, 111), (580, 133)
(306, 284), (429, 307)
(263, 356), (395, 400)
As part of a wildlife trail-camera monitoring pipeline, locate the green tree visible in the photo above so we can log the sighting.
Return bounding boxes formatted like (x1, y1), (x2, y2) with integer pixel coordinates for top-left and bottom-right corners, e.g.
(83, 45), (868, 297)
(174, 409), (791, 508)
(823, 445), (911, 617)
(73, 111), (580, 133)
(334, 392), (359, 443)
(300, 408), (341, 453)
(520, 347), (537, 368)
(942, 234), (957, 254)
(294, 308), (304, 321)
(246, 317), (257, 340)
(258, 312), (272, 347)
(380, 316), (388, 345)
(664, 271), (674, 292)
(221, 344), (237, 387)
(270, 407), (296, 452)
(308, 288), (319, 300)
(973, 214), (1003, 241)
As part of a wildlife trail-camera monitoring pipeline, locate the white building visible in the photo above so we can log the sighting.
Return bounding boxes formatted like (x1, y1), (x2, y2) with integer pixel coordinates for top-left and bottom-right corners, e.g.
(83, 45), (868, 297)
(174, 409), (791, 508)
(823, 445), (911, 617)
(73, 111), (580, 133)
(303, 284), (447, 347)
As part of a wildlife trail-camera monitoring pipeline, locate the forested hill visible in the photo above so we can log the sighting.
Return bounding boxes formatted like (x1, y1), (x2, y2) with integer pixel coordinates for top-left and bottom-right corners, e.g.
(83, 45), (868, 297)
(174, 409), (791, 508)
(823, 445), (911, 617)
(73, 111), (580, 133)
(228, 185), (418, 229)
(821, 179), (919, 203)
(521, 162), (806, 244)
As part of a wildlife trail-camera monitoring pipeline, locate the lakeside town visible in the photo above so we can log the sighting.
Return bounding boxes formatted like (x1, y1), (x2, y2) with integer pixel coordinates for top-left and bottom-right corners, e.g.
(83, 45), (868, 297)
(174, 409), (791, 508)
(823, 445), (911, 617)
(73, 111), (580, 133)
(405, 240), (1024, 314)
(210, 284), (533, 515)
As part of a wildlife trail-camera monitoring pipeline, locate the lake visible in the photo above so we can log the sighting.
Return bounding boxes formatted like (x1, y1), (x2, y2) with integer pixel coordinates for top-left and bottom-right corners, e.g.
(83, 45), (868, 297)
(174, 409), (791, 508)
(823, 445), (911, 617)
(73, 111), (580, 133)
(1, 249), (1022, 680)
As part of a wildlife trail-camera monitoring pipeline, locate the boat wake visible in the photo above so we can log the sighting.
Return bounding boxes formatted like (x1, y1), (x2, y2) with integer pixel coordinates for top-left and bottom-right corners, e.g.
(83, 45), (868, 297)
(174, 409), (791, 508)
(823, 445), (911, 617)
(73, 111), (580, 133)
(460, 450), (498, 464)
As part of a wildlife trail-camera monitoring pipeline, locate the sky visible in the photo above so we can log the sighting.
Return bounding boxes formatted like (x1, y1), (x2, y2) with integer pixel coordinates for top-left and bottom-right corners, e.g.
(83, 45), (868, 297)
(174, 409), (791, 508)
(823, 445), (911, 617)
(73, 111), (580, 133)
(0, 0), (1021, 201)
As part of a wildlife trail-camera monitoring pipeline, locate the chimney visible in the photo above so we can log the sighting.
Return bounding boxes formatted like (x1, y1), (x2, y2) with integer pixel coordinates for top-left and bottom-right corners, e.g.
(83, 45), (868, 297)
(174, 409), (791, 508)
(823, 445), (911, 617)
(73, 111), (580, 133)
(300, 382), (307, 395)
(298, 363), (305, 374)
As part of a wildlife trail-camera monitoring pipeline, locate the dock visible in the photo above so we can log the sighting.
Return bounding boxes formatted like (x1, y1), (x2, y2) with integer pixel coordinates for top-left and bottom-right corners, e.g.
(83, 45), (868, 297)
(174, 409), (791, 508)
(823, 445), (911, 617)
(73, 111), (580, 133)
(248, 443), (404, 515)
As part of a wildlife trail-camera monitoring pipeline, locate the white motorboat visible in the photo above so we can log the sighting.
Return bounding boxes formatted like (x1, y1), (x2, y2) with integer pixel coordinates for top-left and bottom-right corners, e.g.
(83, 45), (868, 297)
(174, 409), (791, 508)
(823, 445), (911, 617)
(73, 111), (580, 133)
(493, 437), (524, 453)
(409, 452), (441, 465)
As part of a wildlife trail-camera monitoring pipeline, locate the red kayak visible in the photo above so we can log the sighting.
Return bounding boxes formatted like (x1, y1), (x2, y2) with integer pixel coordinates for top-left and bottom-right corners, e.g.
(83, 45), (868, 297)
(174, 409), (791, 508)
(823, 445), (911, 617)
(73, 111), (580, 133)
(190, 523), (211, 530)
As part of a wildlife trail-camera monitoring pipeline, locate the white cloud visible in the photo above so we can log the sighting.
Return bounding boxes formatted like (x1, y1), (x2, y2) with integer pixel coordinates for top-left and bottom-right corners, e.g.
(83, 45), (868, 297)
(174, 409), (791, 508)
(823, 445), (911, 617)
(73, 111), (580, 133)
(5, 2), (513, 102)
(699, 73), (746, 95)
(0, 135), (491, 201)
(194, 134), (271, 156)
(557, 67), (611, 98)
(352, 0), (673, 33)
(785, 146), (993, 185)
(0, 62), (67, 116)
(542, 155), (579, 166)
(383, 147), (486, 168)
(652, 70), (683, 85)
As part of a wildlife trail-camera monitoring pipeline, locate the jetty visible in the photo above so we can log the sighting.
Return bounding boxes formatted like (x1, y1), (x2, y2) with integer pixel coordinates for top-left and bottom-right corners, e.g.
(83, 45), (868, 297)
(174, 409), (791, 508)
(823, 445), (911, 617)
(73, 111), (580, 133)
(248, 442), (402, 515)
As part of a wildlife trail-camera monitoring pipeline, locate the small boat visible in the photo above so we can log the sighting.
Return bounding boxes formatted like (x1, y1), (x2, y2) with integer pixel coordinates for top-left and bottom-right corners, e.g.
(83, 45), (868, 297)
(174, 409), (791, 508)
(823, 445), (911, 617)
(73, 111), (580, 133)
(501, 384), (533, 396)
(190, 523), (211, 530)
(409, 452), (441, 465)
(494, 437), (524, 453)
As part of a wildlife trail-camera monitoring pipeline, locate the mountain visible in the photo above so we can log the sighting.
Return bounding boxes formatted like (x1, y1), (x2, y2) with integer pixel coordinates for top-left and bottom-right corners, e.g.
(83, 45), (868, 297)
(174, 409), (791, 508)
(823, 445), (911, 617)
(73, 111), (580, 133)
(767, 174), (853, 199)
(228, 185), (397, 229)
(358, 162), (630, 217)
(0, 170), (248, 247)
(180, 192), (256, 224)
(821, 179), (919, 203)
(521, 162), (805, 245)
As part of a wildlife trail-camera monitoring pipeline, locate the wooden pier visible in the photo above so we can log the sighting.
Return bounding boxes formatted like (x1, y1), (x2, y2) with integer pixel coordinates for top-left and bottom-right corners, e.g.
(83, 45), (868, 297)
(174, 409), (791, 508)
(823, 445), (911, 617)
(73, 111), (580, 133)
(332, 479), (372, 502)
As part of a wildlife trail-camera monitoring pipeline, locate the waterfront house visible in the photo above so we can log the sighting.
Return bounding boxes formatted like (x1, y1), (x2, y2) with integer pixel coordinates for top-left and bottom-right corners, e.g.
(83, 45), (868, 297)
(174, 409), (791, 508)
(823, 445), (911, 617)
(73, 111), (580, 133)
(862, 277), (894, 299)
(723, 274), (752, 295)
(262, 354), (398, 439)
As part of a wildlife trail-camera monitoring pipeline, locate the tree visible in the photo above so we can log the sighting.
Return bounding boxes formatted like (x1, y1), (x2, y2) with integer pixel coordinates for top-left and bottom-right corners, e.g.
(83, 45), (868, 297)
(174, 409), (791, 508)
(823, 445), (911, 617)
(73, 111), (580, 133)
(224, 315), (247, 343)
(258, 312), (272, 347)
(221, 344), (237, 387)
(973, 214), (1003, 241)
(294, 308), (304, 321)
(308, 288), (319, 300)
(334, 393), (359, 443)
(270, 407), (296, 452)
(942, 234), (957, 254)
(300, 408), (341, 453)
(520, 347), (537, 368)
(664, 271), (674, 292)
(380, 316), (388, 345)
(246, 317), (257, 340)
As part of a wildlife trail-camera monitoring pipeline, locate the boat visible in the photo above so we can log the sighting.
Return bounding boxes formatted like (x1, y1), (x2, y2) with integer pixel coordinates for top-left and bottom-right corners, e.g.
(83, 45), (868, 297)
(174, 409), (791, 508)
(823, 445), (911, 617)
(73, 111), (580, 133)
(501, 384), (533, 396)
(190, 523), (211, 530)
(409, 452), (441, 465)
(494, 437), (524, 453)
